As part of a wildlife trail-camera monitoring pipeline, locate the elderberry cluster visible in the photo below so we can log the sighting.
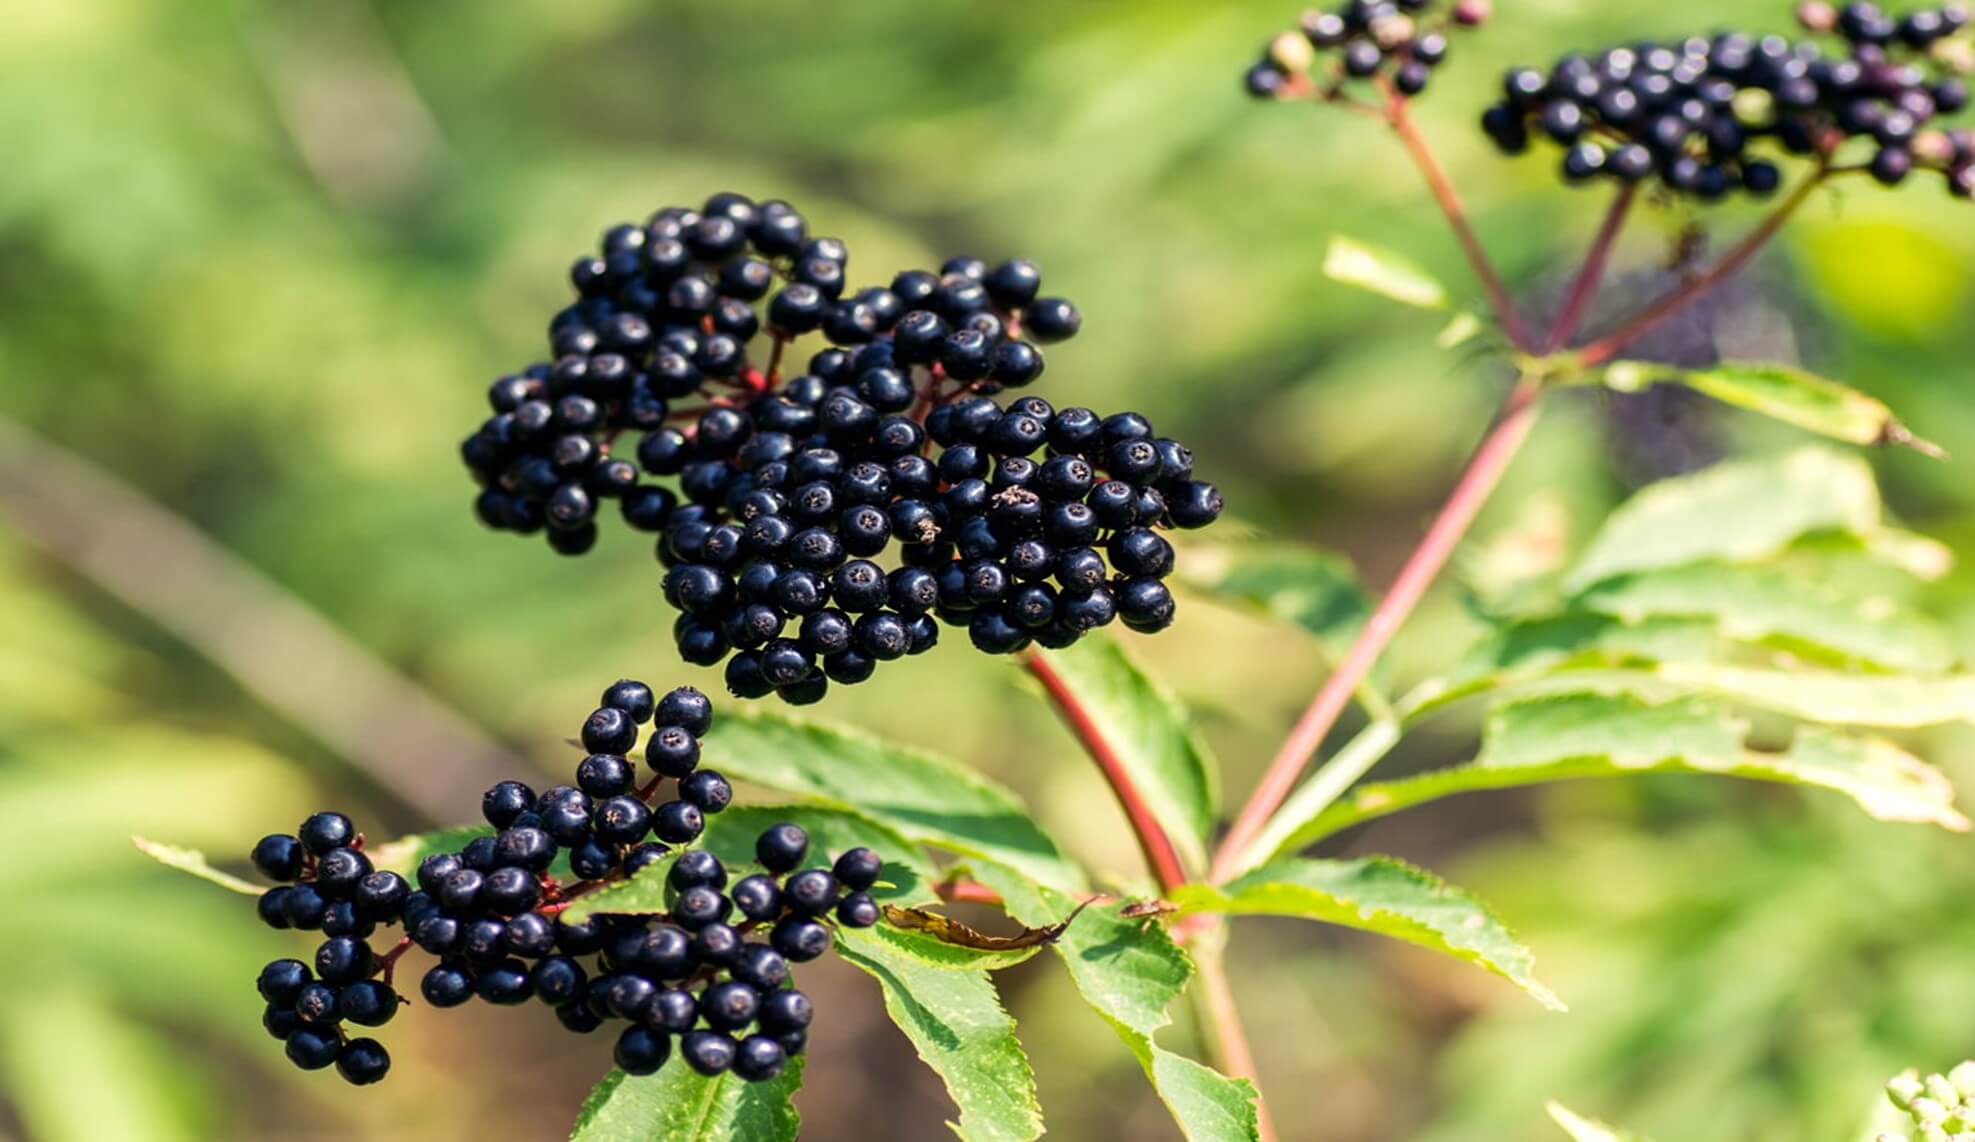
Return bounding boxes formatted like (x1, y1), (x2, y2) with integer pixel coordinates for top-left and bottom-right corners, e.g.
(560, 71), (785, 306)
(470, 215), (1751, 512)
(1244, 0), (1490, 101)
(460, 192), (1226, 703)
(1480, 5), (1974, 199)
(245, 681), (882, 1086)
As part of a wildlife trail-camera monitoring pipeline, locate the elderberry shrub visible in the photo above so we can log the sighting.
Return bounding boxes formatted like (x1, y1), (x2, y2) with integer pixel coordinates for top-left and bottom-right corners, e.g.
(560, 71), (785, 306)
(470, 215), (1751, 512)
(246, 681), (882, 1086)
(1480, 4), (1974, 199)
(461, 192), (1227, 703)
(1244, 0), (1492, 100)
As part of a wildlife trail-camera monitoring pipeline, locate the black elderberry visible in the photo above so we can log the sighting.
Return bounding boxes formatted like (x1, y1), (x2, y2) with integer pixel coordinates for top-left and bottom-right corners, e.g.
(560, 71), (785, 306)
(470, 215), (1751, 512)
(252, 834), (306, 882)
(299, 812), (355, 854)
(682, 1030), (738, 1076)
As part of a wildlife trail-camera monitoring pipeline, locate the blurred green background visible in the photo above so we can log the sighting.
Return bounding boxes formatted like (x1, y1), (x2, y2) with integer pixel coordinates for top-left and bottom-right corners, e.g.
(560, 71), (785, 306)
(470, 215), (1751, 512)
(3, 0), (1974, 1138)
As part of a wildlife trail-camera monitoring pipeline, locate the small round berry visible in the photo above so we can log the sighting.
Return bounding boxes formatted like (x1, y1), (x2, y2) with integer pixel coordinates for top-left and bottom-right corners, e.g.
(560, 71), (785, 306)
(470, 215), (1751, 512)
(732, 945), (790, 992)
(758, 989), (813, 1033)
(771, 917), (833, 962)
(614, 1025), (673, 1076)
(577, 753), (635, 798)
(298, 812), (355, 854)
(655, 687), (714, 736)
(1022, 298), (1081, 342)
(700, 980), (762, 1031)
(340, 980), (399, 1027)
(755, 823), (809, 873)
(653, 800), (705, 845)
(477, 958), (535, 1004)
(354, 871), (410, 920)
(602, 680), (656, 723)
(257, 959), (311, 1005)
(647, 988), (699, 1033)
(336, 1038), (391, 1085)
(251, 834), (306, 882)
(682, 1030), (739, 1076)
(680, 770), (734, 814)
(832, 847), (883, 891)
(730, 874), (784, 923)
(733, 1036), (788, 1083)
(646, 725), (702, 777)
(837, 892), (882, 929)
(582, 706), (640, 754)
(315, 936), (374, 986)
(257, 887), (294, 930)
(593, 796), (653, 845)
(294, 981), (340, 1025)
(285, 1027), (342, 1071)
(782, 868), (839, 917)
(421, 964), (475, 1007)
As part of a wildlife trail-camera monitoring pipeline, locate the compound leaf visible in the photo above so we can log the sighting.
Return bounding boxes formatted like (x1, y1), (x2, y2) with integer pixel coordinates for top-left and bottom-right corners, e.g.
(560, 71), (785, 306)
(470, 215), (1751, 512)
(836, 926), (1043, 1142)
(1172, 857), (1564, 1011)
(130, 836), (263, 897)
(570, 1056), (803, 1142)
(1601, 360), (1940, 458)
(702, 712), (1084, 893)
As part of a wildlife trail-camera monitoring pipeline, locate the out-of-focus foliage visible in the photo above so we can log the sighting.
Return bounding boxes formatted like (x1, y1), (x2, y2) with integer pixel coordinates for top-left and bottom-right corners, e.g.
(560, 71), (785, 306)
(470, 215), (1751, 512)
(6, 0), (1975, 1138)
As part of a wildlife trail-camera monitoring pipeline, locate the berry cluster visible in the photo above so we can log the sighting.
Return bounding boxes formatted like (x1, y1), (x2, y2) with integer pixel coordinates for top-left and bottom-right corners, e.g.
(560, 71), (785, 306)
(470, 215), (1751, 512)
(247, 681), (881, 1086)
(1480, 6), (1973, 199)
(461, 193), (1226, 703)
(1244, 0), (1491, 101)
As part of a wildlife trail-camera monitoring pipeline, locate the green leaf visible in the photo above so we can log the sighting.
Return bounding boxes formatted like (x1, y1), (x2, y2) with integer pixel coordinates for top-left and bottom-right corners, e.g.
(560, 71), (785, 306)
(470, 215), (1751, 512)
(569, 1057), (803, 1142)
(836, 926), (1043, 1142)
(1576, 562), (1954, 673)
(1034, 634), (1218, 873)
(1322, 235), (1448, 309)
(1564, 446), (1884, 592)
(130, 836), (263, 896)
(366, 825), (491, 878)
(701, 712), (1084, 893)
(699, 804), (940, 905)
(1172, 857), (1565, 1011)
(554, 851), (682, 924)
(1176, 541), (1371, 653)
(1273, 692), (1969, 852)
(1546, 1100), (1650, 1142)
(1601, 360), (1942, 458)
(965, 862), (1260, 1142)
(1650, 663), (1975, 729)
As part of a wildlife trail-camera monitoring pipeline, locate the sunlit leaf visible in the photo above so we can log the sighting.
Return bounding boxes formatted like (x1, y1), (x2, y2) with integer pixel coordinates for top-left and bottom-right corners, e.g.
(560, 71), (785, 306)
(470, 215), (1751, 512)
(964, 862), (1259, 1142)
(570, 1057), (803, 1142)
(836, 925), (1044, 1142)
(1172, 857), (1565, 1011)
(1546, 1100), (1650, 1142)
(1033, 635), (1218, 873)
(701, 713), (1084, 893)
(1564, 446), (1885, 592)
(1322, 235), (1448, 309)
(1176, 541), (1371, 653)
(553, 852), (681, 924)
(130, 836), (264, 897)
(1272, 692), (1969, 854)
(1601, 360), (1941, 457)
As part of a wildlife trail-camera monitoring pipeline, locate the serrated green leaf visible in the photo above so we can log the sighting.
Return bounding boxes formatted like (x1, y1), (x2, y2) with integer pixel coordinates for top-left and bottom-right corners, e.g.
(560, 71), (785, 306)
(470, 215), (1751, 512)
(965, 863), (1259, 1142)
(555, 851), (682, 924)
(1650, 663), (1975, 729)
(837, 926), (1043, 1142)
(700, 804), (940, 906)
(569, 1056), (803, 1142)
(1034, 635), (1218, 874)
(1271, 692), (1969, 853)
(1176, 542), (1371, 653)
(1564, 446), (1884, 592)
(1173, 857), (1564, 1011)
(1601, 360), (1941, 457)
(366, 825), (491, 878)
(701, 713), (1084, 893)
(864, 914), (1046, 972)
(1322, 235), (1448, 309)
(1577, 562), (1954, 673)
(1546, 1100), (1650, 1142)
(130, 836), (263, 896)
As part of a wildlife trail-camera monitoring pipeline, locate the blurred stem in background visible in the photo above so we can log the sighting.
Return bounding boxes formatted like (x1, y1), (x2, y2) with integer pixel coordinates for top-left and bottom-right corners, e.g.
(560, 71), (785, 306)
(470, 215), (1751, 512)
(0, 414), (523, 820)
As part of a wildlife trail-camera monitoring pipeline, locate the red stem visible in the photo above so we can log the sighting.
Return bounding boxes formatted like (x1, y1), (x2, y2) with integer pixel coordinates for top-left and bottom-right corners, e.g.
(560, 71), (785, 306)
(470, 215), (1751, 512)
(1542, 185), (1638, 354)
(1209, 374), (1546, 882)
(1025, 651), (1191, 893)
(1381, 83), (1536, 353)
(936, 879), (1007, 906)
(1575, 169), (1828, 367)
(376, 936), (414, 986)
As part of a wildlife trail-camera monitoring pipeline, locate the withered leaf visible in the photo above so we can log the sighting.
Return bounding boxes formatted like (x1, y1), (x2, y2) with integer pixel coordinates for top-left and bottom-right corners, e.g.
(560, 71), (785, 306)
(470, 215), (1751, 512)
(881, 898), (1096, 951)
